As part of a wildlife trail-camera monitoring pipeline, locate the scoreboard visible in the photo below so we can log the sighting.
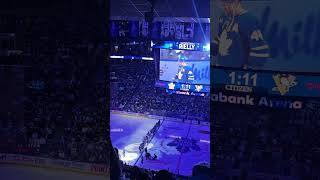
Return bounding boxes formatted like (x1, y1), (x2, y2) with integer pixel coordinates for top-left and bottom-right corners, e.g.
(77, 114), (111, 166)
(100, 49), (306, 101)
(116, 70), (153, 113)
(155, 81), (210, 93)
(154, 41), (210, 96)
(213, 68), (320, 97)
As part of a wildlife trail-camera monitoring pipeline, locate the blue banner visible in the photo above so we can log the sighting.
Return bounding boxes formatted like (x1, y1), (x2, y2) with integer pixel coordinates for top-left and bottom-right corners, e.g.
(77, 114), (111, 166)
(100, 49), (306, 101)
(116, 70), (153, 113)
(110, 20), (210, 43)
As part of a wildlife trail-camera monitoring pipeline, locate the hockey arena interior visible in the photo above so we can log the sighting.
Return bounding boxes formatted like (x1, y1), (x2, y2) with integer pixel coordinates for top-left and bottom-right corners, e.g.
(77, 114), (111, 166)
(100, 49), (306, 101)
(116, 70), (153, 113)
(2, 0), (320, 180)
(109, 0), (211, 179)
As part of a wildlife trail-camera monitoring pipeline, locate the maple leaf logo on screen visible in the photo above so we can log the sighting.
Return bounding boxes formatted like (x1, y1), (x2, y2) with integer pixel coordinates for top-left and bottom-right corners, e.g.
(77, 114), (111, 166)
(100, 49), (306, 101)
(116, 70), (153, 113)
(218, 29), (232, 56)
(167, 137), (200, 153)
(168, 82), (175, 90)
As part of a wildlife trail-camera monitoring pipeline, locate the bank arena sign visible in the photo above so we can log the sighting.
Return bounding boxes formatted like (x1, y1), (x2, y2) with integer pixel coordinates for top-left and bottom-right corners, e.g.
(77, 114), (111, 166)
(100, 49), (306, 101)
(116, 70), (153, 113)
(211, 92), (303, 109)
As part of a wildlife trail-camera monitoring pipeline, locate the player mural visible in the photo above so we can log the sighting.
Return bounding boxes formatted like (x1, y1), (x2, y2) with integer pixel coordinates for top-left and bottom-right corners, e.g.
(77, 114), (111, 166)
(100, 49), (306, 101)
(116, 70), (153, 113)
(212, 0), (270, 69)
(212, 0), (320, 72)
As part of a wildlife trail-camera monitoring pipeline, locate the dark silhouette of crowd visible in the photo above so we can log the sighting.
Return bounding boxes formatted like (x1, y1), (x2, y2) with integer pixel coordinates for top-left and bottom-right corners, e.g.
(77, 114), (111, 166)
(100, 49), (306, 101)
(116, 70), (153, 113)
(0, 12), (109, 165)
(110, 41), (153, 57)
(212, 102), (320, 179)
(110, 146), (211, 180)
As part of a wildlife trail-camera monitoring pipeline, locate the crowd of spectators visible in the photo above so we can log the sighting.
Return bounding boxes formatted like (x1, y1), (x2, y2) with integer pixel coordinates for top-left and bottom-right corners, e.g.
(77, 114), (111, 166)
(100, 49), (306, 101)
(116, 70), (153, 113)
(110, 41), (153, 57)
(212, 103), (320, 179)
(2, 6), (320, 180)
(121, 165), (186, 180)
(0, 14), (109, 165)
(110, 59), (210, 121)
(110, 147), (211, 180)
(109, 56), (320, 179)
(109, 57), (211, 179)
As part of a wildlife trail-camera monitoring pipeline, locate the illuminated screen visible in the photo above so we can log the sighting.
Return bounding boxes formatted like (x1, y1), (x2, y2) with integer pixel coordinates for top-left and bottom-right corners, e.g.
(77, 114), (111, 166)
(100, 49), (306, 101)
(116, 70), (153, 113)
(211, 0), (320, 73)
(159, 49), (210, 85)
(211, 0), (320, 98)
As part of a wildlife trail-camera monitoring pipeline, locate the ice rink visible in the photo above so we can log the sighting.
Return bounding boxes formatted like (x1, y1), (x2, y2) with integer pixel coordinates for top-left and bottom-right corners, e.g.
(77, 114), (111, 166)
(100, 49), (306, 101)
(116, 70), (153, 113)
(111, 111), (210, 176)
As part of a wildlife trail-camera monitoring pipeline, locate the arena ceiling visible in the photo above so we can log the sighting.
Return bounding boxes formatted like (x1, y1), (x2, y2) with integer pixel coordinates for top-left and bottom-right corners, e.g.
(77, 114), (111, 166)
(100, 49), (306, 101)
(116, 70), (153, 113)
(110, 0), (210, 21)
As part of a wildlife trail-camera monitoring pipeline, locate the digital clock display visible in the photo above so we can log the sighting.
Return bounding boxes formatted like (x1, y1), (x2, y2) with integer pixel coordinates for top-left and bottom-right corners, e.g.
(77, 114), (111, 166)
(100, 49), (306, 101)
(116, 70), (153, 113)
(213, 68), (320, 97)
(181, 84), (191, 91)
(228, 72), (258, 86)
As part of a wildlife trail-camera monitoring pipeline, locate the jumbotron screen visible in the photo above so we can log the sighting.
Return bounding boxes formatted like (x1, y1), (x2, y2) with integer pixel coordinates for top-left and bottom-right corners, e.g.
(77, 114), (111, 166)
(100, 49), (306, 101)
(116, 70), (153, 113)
(159, 49), (210, 85)
(211, 0), (320, 98)
(211, 0), (320, 73)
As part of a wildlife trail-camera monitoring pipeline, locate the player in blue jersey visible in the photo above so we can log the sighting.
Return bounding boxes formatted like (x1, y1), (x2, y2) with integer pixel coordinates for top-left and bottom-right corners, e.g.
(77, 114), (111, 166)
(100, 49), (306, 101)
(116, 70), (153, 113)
(212, 0), (270, 69)
(174, 51), (195, 83)
(174, 61), (194, 83)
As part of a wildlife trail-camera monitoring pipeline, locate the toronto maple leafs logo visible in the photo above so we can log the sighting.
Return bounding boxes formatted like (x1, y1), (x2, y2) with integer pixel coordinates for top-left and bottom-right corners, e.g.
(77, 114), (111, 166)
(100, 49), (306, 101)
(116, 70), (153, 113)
(168, 82), (175, 90)
(218, 29), (232, 56)
(167, 137), (200, 153)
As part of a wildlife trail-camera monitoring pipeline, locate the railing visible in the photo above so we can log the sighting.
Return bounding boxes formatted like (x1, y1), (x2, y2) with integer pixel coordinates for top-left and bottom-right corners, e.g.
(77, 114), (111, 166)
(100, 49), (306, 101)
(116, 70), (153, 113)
(0, 153), (108, 175)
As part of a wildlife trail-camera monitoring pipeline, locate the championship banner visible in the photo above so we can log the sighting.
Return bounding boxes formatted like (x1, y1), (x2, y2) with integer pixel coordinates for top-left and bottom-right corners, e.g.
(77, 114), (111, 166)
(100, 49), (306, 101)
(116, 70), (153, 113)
(110, 20), (210, 42)
(110, 20), (129, 38)
(160, 21), (195, 40)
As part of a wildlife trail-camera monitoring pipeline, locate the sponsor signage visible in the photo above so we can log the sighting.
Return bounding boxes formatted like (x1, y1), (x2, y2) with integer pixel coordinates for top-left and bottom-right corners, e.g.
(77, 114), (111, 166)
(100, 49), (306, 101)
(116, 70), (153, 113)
(166, 89), (207, 97)
(110, 128), (124, 132)
(90, 164), (109, 173)
(306, 83), (320, 91)
(152, 41), (209, 51)
(211, 92), (303, 109)
(225, 85), (253, 93)
(0, 154), (108, 175)
(12, 155), (46, 165)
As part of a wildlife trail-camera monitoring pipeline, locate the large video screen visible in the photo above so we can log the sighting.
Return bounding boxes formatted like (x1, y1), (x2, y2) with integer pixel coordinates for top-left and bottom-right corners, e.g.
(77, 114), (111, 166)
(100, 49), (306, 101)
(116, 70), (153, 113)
(159, 49), (210, 85)
(212, 0), (320, 73)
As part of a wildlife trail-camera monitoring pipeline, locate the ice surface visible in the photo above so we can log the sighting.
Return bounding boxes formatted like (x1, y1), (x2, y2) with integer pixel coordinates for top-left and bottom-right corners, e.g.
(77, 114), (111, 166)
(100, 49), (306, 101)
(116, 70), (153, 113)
(111, 112), (210, 176)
